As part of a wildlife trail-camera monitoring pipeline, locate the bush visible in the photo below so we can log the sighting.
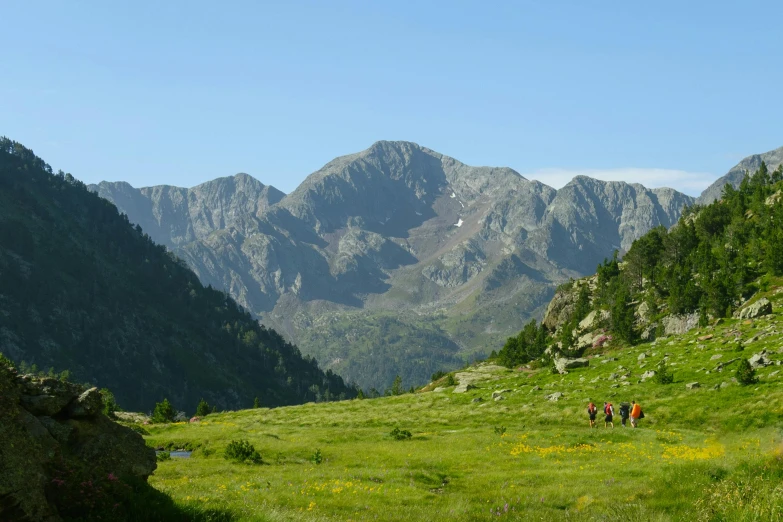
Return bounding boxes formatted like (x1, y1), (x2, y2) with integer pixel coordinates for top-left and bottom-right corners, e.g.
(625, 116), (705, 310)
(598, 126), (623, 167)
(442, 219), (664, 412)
(735, 359), (758, 386)
(390, 427), (412, 440)
(156, 451), (171, 461)
(445, 374), (457, 386)
(100, 388), (120, 418)
(431, 370), (447, 382)
(493, 426), (507, 436)
(224, 439), (262, 464)
(151, 398), (176, 423)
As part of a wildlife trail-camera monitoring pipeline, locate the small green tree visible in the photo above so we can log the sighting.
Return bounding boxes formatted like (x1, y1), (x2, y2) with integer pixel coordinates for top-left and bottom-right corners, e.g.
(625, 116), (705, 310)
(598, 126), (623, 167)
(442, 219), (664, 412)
(653, 361), (674, 385)
(735, 359), (758, 386)
(99, 388), (120, 418)
(253, 397), (261, 409)
(195, 398), (212, 417)
(390, 375), (404, 396)
(151, 398), (176, 423)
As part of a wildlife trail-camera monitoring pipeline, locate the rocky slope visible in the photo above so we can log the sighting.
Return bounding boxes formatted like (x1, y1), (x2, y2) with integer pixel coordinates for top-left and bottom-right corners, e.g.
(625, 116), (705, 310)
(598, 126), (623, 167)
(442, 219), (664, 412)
(91, 141), (695, 390)
(0, 359), (156, 521)
(697, 145), (783, 204)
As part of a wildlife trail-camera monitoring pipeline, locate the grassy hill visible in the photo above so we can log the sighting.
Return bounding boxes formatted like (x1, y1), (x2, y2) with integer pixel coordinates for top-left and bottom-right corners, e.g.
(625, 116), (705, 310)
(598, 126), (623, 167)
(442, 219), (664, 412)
(138, 284), (783, 521)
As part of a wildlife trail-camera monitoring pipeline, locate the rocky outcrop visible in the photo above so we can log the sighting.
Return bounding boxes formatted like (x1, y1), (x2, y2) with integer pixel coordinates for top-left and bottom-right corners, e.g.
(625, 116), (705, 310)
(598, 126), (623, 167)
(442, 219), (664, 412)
(0, 364), (156, 521)
(554, 357), (589, 374)
(662, 312), (700, 336)
(542, 286), (579, 331)
(735, 298), (773, 319)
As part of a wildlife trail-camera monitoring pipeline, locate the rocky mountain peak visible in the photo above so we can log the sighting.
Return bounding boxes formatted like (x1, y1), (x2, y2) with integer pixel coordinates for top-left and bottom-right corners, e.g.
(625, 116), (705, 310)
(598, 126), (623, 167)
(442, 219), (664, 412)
(90, 141), (697, 391)
(698, 145), (783, 204)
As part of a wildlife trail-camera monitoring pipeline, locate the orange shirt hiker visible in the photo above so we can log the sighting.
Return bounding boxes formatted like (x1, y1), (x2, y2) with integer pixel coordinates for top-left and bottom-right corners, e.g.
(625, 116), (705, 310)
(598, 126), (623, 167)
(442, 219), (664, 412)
(631, 403), (641, 419)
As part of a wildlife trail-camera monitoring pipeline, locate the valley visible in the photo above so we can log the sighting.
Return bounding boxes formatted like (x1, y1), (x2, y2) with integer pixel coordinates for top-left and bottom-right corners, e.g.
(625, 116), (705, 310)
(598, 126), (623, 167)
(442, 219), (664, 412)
(141, 282), (783, 520)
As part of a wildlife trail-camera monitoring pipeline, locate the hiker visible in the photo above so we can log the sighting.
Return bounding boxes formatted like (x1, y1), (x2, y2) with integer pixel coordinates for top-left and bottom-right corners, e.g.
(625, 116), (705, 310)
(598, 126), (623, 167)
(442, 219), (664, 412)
(630, 400), (643, 428)
(587, 402), (597, 428)
(619, 402), (630, 427)
(603, 402), (614, 428)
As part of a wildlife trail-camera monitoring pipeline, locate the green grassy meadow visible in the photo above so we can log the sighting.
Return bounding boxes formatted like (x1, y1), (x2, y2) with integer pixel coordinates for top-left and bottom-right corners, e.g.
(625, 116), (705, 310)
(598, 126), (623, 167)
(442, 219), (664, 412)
(143, 299), (783, 521)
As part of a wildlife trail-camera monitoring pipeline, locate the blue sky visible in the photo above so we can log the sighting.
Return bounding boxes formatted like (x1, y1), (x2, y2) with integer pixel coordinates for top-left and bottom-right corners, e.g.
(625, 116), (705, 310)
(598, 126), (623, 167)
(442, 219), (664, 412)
(2, 1), (781, 196)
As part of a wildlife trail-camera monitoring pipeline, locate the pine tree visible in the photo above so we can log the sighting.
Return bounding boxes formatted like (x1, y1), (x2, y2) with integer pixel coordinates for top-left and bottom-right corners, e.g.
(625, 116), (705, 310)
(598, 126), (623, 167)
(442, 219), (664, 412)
(735, 359), (758, 386)
(151, 398), (176, 423)
(253, 397), (261, 408)
(196, 398), (212, 417)
(390, 375), (404, 396)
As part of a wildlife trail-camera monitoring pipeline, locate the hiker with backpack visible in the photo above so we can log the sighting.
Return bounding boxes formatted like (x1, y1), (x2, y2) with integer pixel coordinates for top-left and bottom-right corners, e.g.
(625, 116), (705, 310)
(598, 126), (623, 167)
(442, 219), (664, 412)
(603, 402), (614, 428)
(619, 402), (631, 427)
(630, 400), (643, 428)
(587, 402), (598, 428)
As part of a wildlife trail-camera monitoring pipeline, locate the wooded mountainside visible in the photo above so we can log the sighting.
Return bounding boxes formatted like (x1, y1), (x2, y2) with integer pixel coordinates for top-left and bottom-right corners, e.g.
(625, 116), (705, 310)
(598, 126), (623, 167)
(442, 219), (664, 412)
(0, 138), (355, 412)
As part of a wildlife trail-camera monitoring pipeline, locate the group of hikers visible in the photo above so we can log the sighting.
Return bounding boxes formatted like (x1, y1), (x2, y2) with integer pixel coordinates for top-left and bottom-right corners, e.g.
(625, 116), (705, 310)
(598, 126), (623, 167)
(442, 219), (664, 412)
(587, 400), (643, 428)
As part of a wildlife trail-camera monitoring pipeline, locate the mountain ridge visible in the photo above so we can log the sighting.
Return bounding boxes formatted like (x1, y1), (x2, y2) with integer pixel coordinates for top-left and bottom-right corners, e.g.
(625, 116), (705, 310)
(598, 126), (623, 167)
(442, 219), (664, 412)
(697, 145), (783, 204)
(89, 141), (696, 390)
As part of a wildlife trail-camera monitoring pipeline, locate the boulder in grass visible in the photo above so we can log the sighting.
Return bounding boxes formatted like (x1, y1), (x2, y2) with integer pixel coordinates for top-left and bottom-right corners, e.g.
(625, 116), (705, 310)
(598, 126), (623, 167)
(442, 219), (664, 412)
(554, 358), (589, 374)
(735, 298), (772, 319)
(686, 382), (700, 390)
(749, 351), (773, 369)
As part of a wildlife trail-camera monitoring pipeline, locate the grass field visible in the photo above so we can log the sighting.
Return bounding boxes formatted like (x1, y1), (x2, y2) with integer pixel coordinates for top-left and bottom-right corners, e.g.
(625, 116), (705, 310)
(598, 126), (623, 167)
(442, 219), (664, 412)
(143, 294), (783, 521)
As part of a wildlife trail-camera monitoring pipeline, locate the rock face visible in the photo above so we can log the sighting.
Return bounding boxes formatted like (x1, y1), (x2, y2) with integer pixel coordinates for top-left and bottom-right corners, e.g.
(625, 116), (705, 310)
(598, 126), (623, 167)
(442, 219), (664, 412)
(735, 298), (773, 319)
(0, 365), (156, 521)
(662, 313), (700, 336)
(554, 357), (590, 374)
(698, 145), (783, 205)
(91, 141), (694, 391)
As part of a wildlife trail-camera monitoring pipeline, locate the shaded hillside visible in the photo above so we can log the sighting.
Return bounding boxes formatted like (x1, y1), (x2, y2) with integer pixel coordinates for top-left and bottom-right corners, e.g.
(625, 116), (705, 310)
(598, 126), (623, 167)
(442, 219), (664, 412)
(91, 141), (694, 391)
(0, 138), (354, 412)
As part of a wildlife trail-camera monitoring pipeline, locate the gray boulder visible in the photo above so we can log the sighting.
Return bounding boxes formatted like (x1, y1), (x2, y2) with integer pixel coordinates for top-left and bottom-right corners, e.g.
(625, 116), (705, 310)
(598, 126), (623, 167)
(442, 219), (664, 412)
(68, 387), (103, 418)
(686, 382), (700, 390)
(736, 298), (773, 319)
(554, 358), (589, 374)
(662, 313), (700, 336)
(545, 392), (564, 402)
(749, 351), (773, 369)
(640, 370), (656, 381)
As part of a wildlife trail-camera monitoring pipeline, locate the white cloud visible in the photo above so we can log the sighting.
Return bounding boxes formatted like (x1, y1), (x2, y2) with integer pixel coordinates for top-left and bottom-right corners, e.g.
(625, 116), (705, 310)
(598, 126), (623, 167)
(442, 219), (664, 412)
(522, 168), (717, 196)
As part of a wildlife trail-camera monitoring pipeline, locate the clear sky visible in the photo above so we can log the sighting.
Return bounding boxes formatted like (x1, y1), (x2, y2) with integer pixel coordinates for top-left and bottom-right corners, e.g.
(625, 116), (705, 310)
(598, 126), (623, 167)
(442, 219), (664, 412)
(2, 1), (781, 196)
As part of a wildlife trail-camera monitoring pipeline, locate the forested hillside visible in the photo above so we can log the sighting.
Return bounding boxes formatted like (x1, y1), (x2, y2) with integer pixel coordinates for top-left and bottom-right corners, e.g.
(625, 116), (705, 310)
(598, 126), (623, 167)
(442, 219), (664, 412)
(497, 162), (783, 367)
(0, 138), (354, 411)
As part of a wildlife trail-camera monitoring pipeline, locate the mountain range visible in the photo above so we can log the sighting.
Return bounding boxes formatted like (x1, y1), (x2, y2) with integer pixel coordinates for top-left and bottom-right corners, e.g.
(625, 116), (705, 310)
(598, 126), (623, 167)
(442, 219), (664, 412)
(89, 141), (781, 390)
